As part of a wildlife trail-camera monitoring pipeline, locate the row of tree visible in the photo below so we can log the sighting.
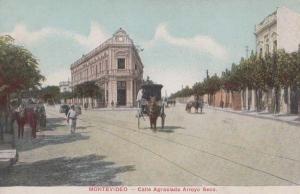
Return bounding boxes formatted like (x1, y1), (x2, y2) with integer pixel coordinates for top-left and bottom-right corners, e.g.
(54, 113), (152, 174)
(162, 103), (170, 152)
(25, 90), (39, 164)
(0, 35), (45, 139)
(171, 48), (300, 112)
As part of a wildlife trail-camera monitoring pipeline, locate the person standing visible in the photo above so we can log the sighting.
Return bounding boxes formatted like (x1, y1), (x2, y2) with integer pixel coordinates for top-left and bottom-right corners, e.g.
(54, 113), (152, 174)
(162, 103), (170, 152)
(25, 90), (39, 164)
(64, 104), (70, 117)
(67, 105), (77, 134)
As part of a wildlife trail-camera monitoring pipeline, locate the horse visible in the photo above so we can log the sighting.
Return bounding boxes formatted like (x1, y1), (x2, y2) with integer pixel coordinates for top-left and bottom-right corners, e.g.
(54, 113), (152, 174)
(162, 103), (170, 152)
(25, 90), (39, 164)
(15, 106), (38, 139)
(148, 97), (161, 130)
(186, 100), (203, 113)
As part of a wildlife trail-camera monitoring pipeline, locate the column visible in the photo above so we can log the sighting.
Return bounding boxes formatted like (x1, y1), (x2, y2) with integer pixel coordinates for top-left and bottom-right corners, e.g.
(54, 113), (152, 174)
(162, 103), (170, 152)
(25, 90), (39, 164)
(250, 89), (256, 111)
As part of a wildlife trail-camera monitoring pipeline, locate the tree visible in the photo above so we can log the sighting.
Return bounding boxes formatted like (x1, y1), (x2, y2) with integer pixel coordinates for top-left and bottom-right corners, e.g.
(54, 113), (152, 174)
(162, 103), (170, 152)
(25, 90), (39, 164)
(39, 86), (60, 103)
(73, 81), (103, 99)
(0, 35), (44, 138)
(0, 35), (45, 96)
(202, 74), (221, 105)
(192, 82), (205, 97)
(60, 91), (74, 102)
(277, 49), (300, 113)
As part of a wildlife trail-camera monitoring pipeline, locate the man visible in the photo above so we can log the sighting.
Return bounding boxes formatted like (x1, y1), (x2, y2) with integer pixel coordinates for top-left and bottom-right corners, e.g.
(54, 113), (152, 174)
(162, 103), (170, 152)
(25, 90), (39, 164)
(64, 104), (70, 117)
(136, 88), (143, 107)
(67, 105), (77, 134)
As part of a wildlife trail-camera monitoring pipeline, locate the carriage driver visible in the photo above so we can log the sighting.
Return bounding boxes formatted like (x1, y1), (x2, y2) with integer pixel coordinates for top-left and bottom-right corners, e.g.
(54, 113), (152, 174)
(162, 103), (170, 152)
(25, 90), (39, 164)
(136, 88), (144, 108)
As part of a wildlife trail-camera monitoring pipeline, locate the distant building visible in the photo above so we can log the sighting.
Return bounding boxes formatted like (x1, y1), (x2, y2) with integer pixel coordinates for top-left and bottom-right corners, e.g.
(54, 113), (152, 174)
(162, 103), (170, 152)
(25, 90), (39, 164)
(59, 81), (72, 93)
(70, 28), (144, 107)
(255, 7), (300, 56)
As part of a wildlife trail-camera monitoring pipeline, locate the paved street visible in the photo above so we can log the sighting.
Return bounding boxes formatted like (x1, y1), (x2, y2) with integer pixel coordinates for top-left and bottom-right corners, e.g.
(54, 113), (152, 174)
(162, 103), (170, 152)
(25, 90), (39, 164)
(0, 104), (300, 186)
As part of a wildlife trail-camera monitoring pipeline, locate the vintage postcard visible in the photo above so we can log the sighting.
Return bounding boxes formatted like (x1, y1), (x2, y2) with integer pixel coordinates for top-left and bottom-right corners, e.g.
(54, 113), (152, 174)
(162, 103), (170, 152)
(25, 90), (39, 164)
(0, 0), (300, 193)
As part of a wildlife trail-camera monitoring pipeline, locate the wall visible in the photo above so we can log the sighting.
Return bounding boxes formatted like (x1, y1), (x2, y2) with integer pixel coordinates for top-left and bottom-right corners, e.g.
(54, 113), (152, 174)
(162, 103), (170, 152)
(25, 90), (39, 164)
(277, 7), (300, 53)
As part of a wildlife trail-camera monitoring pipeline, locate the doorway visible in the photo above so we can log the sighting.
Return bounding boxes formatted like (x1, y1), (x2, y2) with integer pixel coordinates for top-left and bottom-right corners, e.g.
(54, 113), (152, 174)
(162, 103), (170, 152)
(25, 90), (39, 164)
(117, 81), (126, 106)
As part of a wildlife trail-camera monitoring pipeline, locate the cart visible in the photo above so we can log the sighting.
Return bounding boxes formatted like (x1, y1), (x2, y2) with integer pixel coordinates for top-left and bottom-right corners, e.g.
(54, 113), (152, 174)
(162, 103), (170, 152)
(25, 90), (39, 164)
(136, 84), (166, 129)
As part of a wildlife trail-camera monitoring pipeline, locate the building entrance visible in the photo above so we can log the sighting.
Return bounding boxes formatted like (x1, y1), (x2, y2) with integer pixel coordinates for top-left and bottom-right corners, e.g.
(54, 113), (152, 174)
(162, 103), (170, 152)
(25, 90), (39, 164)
(117, 81), (126, 106)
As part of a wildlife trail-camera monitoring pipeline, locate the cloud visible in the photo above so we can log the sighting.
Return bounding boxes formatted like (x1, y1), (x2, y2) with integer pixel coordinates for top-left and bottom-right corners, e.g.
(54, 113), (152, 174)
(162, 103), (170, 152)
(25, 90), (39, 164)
(68, 22), (108, 49)
(0, 22), (109, 50)
(144, 23), (229, 61)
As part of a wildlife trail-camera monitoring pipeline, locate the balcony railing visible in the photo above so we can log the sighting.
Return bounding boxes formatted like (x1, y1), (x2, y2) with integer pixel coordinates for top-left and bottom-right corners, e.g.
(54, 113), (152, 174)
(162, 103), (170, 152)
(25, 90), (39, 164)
(255, 12), (277, 33)
(72, 69), (141, 86)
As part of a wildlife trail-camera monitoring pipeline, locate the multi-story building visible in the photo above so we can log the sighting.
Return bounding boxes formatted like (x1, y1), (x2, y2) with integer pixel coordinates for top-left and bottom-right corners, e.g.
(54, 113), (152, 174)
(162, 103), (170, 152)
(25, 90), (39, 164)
(255, 6), (300, 56)
(59, 81), (72, 93)
(70, 28), (143, 107)
(254, 6), (300, 113)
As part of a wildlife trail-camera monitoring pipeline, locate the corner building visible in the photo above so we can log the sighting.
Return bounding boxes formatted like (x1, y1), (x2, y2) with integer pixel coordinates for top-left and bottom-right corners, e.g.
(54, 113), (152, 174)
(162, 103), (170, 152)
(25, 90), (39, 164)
(70, 28), (144, 107)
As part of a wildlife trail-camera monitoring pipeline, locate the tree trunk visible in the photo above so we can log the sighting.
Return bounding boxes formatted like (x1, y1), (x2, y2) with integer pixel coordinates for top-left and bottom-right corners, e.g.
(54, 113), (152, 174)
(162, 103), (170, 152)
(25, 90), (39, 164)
(274, 86), (280, 114)
(290, 85), (299, 114)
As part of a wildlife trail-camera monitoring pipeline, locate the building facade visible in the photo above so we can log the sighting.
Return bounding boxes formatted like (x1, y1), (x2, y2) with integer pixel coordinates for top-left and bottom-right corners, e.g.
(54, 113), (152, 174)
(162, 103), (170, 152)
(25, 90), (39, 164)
(70, 28), (143, 107)
(59, 81), (72, 93)
(254, 7), (300, 113)
(203, 7), (300, 113)
(255, 6), (300, 56)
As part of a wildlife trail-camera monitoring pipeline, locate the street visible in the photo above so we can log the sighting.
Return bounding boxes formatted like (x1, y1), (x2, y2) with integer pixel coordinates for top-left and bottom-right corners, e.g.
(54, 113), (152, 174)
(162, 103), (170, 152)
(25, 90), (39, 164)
(0, 104), (300, 186)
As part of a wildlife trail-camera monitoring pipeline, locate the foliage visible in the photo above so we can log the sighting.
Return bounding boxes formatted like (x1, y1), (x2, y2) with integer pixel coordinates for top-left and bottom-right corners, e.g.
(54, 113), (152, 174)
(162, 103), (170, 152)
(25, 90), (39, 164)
(171, 47), (300, 106)
(73, 81), (103, 98)
(39, 86), (60, 102)
(0, 35), (45, 97)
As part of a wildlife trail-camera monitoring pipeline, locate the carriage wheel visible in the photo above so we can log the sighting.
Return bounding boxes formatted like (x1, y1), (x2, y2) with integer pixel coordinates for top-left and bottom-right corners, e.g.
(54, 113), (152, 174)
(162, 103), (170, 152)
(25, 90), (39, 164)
(161, 114), (165, 129)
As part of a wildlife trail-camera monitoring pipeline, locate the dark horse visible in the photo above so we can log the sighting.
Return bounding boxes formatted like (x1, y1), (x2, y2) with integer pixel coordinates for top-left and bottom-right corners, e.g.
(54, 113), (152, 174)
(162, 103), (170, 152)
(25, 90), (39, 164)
(14, 107), (38, 139)
(148, 97), (161, 130)
(186, 100), (203, 113)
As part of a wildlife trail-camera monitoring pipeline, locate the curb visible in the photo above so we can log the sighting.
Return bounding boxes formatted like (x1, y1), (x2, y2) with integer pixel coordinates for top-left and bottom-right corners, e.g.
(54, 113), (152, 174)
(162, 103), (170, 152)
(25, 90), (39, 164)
(206, 106), (300, 126)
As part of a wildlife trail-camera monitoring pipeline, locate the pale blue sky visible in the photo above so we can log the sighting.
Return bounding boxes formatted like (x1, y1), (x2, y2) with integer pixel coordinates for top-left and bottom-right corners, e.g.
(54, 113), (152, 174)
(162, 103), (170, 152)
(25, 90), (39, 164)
(1, 0), (300, 93)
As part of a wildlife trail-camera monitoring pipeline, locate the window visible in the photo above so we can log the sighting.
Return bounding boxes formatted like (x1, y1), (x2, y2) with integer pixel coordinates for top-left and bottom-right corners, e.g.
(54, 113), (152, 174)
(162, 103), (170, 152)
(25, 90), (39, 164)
(117, 81), (126, 89)
(265, 44), (269, 54)
(117, 58), (125, 69)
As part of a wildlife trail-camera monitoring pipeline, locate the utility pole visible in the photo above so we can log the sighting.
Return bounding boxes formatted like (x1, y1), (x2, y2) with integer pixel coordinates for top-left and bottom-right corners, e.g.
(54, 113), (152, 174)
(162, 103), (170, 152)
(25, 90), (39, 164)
(245, 46), (249, 59)
(206, 70), (209, 79)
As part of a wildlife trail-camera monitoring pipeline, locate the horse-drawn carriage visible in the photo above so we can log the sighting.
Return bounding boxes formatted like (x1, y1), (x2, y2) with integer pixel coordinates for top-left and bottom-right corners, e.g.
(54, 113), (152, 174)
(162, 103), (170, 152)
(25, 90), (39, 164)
(136, 84), (166, 129)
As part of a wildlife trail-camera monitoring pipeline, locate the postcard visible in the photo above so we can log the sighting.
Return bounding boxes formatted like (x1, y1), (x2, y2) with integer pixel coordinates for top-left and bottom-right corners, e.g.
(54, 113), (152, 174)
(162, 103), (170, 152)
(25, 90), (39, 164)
(0, 0), (300, 193)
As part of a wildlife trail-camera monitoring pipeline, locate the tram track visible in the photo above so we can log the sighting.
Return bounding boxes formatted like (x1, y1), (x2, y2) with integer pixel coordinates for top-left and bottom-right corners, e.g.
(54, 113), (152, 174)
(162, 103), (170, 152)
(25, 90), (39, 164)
(85, 113), (300, 163)
(79, 114), (299, 186)
(45, 108), (299, 185)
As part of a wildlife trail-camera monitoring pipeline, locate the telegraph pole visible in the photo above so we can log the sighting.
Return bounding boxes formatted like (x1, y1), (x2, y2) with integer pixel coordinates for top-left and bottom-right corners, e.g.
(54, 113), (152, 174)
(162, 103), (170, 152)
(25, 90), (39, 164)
(245, 46), (249, 59)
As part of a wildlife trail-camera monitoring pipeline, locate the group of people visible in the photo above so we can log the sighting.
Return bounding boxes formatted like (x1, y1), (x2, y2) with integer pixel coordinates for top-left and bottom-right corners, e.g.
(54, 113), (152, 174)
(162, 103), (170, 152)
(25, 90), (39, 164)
(11, 100), (46, 139)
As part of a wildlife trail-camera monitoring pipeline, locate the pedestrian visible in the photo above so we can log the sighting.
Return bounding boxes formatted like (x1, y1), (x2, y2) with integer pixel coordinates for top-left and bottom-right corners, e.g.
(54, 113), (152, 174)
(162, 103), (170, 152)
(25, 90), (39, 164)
(111, 100), (114, 108)
(67, 105), (77, 134)
(220, 100), (224, 109)
(64, 104), (70, 117)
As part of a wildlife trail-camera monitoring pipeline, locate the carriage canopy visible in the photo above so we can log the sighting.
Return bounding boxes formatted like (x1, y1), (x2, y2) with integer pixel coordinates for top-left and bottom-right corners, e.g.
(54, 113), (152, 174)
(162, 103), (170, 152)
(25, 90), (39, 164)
(141, 84), (163, 101)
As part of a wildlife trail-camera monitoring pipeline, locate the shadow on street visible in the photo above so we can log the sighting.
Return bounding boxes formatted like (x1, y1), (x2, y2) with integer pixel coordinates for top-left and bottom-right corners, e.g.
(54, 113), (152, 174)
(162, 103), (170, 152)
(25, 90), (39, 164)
(0, 154), (135, 186)
(158, 126), (184, 133)
(17, 133), (90, 152)
(46, 117), (67, 130)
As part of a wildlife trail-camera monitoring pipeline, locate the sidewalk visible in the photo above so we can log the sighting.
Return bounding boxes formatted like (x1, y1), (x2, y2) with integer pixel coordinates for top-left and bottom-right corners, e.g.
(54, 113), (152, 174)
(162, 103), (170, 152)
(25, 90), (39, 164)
(0, 132), (17, 169)
(206, 105), (300, 126)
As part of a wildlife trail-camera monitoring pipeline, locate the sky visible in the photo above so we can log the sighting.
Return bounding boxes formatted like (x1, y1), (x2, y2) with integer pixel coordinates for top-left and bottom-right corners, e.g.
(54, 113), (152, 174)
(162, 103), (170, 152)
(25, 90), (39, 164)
(1, 0), (300, 94)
